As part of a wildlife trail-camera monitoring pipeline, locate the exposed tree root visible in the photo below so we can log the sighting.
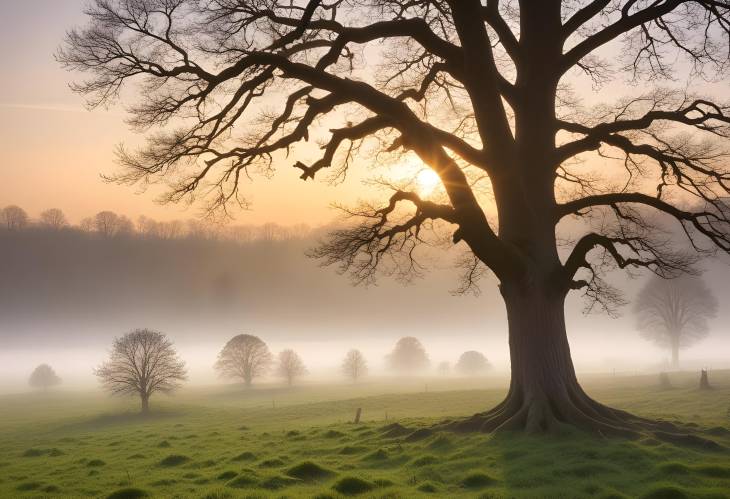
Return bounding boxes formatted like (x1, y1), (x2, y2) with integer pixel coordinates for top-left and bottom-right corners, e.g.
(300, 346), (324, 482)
(438, 384), (724, 450)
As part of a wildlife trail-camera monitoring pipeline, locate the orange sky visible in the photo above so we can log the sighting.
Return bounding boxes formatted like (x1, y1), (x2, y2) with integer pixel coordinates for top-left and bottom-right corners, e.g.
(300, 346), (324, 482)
(2, 1), (727, 227)
(0, 1), (374, 226)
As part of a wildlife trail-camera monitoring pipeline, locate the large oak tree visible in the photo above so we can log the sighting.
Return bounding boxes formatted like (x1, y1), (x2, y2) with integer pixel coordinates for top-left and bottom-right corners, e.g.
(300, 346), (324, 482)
(60, 0), (730, 434)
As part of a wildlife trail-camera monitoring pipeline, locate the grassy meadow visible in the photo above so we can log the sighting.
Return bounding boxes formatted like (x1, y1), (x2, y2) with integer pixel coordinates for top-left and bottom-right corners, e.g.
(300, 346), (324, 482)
(0, 371), (729, 499)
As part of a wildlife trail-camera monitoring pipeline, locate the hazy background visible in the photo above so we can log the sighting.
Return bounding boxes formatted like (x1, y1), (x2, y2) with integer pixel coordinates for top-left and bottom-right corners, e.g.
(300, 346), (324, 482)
(1, 2), (728, 394)
(1, 219), (729, 393)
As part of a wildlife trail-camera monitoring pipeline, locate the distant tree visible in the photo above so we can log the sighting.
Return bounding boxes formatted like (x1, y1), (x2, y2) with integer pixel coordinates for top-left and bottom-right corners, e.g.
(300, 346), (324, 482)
(137, 215), (160, 238)
(634, 276), (718, 368)
(95, 329), (187, 413)
(276, 349), (308, 386)
(341, 349), (368, 383)
(158, 220), (183, 240)
(39, 208), (68, 230)
(29, 364), (61, 391)
(455, 351), (492, 376)
(79, 216), (95, 233)
(387, 337), (429, 373)
(94, 211), (121, 237)
(437, 361), (451, 376)
(215, 334), (273, 387)
(1, 205), (28, 231)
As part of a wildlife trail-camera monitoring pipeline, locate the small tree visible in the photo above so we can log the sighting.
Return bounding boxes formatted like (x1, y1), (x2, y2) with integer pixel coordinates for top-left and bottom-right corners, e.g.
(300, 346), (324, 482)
(341, 349), (368, 383)
(39, 208), (68, 230)
(95, 329), (187, 413)
(387, 337), (429, 373)
(29, 364), (61, 391)
(1, 205), (28, 231)
(455, 351), (492, 376)
(634, 276), (718, 368)
(276, 349), (307, 386)
(215, 334), (273, 387)
(437, 361), (451, 376)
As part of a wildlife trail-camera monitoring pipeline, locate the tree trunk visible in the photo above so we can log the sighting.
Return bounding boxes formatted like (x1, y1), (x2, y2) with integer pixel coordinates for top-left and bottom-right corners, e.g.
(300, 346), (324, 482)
(671, 337), (680, 369)
(450, 279), (641, 436)
(141, 394), (150, 414)
(699, 369), (710, 390)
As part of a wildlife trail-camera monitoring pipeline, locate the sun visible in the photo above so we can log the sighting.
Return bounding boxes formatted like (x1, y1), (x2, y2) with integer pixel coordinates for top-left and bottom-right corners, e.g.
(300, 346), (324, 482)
(415, 168), (441, 196)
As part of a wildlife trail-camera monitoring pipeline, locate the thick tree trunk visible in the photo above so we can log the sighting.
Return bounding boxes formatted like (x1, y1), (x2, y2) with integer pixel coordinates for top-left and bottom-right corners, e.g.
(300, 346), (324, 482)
(450, 279), (649, 436)
(141, 394), (150, 414)
(671, 338), (680, 369)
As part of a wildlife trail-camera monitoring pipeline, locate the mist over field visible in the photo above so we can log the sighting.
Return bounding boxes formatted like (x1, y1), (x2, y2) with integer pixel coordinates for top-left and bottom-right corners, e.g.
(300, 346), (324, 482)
(2, 222), (729, 393)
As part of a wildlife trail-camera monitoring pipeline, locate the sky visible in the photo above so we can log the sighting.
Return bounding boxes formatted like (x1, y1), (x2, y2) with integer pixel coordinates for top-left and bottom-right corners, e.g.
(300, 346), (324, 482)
(0, 0), (371, 226)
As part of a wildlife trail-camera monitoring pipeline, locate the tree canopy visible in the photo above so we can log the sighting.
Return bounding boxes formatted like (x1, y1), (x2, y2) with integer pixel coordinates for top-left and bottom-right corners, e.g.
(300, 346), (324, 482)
(95, 328), (187, 412)
(634, 275), (719, 367)
(215, 334), (273, 386)
(29, 364), (62, 390)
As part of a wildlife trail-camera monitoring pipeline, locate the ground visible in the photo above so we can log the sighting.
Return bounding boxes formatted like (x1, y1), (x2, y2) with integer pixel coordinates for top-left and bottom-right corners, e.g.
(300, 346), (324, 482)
(0, 371), (728, 499)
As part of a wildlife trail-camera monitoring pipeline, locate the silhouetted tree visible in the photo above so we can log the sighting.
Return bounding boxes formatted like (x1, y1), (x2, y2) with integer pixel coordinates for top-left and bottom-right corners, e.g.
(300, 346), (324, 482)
(387, 337), (429, 373)
(2, 205), (28, 231)
(276, 349), (308, 386)
(455, 351), (492, 376)
(215, 334), (273, 387)
(95, 329), (187, 413)
(29, 364), (61, 391)
(94, 211), (133, 237)
(634, 276), (718, 368)
(61, 0), (730, 434)
(39, 208), (68, 230)
(341, 349), (368, 383)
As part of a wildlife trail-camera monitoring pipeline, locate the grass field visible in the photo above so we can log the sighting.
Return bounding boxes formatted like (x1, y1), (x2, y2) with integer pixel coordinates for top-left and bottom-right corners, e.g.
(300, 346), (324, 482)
(0, 371), (729, 499)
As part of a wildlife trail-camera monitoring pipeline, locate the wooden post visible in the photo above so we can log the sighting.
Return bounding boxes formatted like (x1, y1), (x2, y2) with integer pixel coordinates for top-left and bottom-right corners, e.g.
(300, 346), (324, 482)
(700, 369), (711, 390)
(354, 407), (362, 424)
(659, 372), (671, 389)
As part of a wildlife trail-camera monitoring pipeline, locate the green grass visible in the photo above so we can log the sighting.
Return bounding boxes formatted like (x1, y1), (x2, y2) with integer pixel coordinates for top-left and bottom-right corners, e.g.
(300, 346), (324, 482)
(0, 371), (729, 498)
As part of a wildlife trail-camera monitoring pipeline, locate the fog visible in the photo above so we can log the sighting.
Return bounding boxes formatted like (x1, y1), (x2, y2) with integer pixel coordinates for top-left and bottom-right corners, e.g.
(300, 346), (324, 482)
(1, 223), (729, 394)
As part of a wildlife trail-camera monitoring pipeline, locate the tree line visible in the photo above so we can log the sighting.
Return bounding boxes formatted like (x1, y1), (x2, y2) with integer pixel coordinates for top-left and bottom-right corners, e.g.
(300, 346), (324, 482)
(0, 204), (312, 243)
(28, 331), (498, 413)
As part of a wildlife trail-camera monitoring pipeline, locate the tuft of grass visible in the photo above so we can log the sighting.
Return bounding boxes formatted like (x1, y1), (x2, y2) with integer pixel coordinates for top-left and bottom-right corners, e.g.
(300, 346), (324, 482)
(16, 481), (42, 491)
(461, 472), (497, 488)
(411, 455), (438, 467)
(21, 448), (45, 457)
(226, 474), (257, 488)
(216, 470), (238, 481)
(339, 445), (366, 455)
(158, 454), (190, 467)
(332, 476), (375, 495)
(362, 448), (389, 461)
(405, 428), (434, 442)
(200, 490), (233, 499)
(640, 485), (690, 499)
(260, 475), (301, 490)
(230, 451), (256, 461)
(105, 487), (150, 499)
(286, 461), (334, 481)
(156, 440), (171, 448)
(258, 458), (285, 468)
(694, 465), (730, 478)
(380, 423), (411, 438)
(656, 462), (691, 475)
(86, 459), (106, 467)
(323, 429), (345, 438)
(417, 481), (439, 493)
